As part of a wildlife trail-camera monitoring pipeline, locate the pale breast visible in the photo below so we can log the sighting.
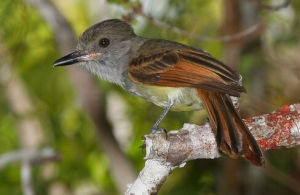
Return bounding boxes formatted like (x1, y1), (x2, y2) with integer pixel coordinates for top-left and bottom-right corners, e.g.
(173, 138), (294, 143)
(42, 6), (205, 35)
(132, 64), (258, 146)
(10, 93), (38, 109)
(126, 81), (203, 111)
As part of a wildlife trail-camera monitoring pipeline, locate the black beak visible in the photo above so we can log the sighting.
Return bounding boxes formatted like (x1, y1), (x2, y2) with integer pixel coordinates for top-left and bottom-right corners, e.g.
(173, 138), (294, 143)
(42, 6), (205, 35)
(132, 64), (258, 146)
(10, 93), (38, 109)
(53, 51), (83, 67)
(53, 51), (102, 67)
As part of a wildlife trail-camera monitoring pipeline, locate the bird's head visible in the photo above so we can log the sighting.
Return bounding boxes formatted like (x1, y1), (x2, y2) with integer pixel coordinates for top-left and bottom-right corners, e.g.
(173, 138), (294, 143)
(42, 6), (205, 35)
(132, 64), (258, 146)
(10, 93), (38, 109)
(53, 19), (138, 85)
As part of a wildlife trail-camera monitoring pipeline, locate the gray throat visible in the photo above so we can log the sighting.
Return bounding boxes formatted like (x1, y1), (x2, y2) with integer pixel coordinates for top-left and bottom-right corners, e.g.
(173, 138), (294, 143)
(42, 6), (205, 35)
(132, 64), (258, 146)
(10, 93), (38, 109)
(84, 36), (148, 88)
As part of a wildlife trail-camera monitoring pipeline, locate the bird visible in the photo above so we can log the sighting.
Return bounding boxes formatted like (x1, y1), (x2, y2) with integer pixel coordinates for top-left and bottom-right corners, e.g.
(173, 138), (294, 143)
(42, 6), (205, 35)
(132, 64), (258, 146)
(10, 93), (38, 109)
(53, 19), (264, 166)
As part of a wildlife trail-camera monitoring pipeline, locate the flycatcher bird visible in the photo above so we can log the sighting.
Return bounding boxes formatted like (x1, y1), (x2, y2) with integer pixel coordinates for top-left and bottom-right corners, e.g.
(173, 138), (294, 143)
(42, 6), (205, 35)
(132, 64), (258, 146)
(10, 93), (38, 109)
(54, 19), (264, 166)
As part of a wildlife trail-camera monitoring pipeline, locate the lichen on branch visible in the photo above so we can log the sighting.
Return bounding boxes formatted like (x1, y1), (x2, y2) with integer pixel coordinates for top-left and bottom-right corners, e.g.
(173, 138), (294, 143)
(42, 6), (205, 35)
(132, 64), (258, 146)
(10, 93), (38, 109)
(127, 104), (300, 195)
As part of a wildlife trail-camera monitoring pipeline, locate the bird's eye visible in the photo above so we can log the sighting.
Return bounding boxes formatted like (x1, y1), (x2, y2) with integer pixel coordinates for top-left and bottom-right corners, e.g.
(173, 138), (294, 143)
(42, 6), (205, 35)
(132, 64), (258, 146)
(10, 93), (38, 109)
(98, 38), (110, 48)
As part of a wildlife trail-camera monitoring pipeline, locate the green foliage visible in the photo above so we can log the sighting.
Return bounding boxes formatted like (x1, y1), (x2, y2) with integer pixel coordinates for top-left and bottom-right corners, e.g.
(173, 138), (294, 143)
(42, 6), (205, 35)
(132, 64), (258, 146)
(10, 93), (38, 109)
(0, 0), (117, 194)
(0, 0), (300, 194)
(107, 0), (130, 4)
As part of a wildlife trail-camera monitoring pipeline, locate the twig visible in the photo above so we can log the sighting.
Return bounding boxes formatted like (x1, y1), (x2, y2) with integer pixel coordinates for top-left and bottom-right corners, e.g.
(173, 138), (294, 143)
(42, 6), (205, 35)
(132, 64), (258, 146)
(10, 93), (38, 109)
(124, 0), (291, 43)
(126, 104), (300, 195)
(246, 0), (291, 11)
(21, 162), (34, 195)
(0, 148), (59, 195)
(123, 4), (265, 42)
(0, 148), (60, 170)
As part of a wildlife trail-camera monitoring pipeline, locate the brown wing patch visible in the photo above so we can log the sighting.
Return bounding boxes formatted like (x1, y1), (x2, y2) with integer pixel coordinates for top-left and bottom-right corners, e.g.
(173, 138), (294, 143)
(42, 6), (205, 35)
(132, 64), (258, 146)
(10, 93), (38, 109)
(179, 50), (239, 82)
(130, 51), (177, 73)
(129, 48), (245, 96)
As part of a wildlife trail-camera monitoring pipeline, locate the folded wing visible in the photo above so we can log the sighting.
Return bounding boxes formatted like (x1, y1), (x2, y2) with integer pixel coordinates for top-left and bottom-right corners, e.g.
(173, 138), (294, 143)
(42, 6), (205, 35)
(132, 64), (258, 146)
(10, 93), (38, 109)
(129, 47), (245, 96)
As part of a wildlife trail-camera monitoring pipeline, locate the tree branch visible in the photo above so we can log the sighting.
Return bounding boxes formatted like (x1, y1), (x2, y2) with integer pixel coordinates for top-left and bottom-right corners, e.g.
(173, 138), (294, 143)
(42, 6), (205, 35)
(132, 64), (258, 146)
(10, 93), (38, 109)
(122, 3), (265, 42)
(0, 148), (59, 195)
(246, 0), (291, 11)
(0, 148), (60, 170)
(21, 162), (34, 195)
(123, 0), (291, 44)
(126, 104), (300, 195)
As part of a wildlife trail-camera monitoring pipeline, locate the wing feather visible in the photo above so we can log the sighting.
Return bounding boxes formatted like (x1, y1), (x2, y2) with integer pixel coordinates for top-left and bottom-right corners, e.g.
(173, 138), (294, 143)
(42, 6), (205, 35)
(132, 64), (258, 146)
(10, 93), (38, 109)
(129, 43), (245, 96)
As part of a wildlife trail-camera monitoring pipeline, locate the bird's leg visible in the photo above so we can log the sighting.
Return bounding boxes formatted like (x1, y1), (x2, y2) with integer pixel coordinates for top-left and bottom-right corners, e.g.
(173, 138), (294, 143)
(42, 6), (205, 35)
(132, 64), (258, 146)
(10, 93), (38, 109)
(151, 100), (174, 135)
(205, 117), (210, 125)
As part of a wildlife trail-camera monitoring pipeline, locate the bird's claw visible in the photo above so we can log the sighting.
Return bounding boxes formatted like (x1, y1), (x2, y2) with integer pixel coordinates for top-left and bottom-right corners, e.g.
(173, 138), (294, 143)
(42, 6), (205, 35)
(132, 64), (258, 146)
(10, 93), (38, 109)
(150, 127), (168, 139)
(205, 117), (210, 125)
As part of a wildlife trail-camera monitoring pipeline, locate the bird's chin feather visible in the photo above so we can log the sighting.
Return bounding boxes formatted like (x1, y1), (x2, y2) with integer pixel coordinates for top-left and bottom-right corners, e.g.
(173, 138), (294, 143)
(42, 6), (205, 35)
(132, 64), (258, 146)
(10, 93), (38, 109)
(83, 61), (125, 87)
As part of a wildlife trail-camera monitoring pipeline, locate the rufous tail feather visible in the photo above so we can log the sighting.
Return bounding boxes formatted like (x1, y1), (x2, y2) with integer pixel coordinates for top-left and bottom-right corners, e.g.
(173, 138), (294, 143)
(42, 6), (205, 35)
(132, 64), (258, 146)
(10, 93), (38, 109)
(198, 90), (265, 166)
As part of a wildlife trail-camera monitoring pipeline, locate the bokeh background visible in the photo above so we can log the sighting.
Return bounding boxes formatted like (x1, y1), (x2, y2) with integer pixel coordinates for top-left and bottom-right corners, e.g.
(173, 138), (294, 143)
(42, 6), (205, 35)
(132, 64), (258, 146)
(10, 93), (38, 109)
(0, 0), (300, 194)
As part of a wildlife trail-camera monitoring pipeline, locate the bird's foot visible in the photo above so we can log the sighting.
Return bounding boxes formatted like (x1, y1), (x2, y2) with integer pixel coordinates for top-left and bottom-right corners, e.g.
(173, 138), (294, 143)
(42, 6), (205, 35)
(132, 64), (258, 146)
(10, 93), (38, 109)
(205, 117), (210, 125)
(150, 127), (168, 139)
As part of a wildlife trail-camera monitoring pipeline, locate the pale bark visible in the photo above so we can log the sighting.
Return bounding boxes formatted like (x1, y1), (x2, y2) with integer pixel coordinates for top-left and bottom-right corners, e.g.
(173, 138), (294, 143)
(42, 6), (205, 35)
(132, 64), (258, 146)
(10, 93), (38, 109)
(0, 148), (59, 170)
(127, 104), (300, 195)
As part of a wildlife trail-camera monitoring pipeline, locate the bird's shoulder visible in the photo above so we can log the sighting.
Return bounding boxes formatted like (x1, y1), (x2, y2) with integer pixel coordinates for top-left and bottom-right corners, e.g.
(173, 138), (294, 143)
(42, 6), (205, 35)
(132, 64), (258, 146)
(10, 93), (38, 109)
(130, 39), (239, 79)
(134, 38), (210, 58)
(130, 38), (213, 73)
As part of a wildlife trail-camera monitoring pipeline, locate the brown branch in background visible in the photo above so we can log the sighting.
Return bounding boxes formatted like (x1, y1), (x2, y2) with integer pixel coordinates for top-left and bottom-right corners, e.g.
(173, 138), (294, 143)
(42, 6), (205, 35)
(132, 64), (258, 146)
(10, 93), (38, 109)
(123, 0), (291, 43)
(127, 104), (300, 195)
(22, 0), (136, 193)
(0, 46), (44, 150)
(264, 160), (300, 194)
(122, 3), (265, 43)
(219, 0), (243, 193)
(246, 0), (291, 11)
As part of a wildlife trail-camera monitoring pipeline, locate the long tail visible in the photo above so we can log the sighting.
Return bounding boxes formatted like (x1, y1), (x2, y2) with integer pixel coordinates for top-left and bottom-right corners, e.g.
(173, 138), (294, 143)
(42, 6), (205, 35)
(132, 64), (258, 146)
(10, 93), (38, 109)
(198, 90), (264, 166)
